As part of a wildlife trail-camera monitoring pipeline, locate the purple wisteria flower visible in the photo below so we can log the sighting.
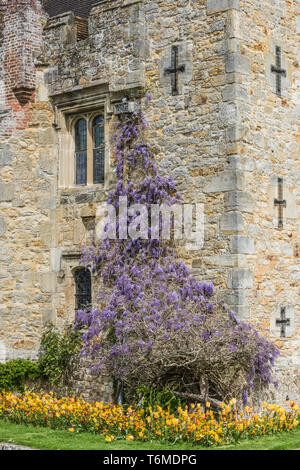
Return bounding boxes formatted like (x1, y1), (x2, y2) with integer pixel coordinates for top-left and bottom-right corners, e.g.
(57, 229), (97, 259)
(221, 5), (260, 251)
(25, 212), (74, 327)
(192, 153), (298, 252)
(75, 110), (280, 405)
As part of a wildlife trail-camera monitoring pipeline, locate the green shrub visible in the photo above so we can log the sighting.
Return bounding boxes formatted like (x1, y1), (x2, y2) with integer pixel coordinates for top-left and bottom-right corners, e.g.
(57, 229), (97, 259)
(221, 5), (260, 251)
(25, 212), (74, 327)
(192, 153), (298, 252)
(0, 359), (40, 392)
(38, 324), (82, 386)
(133, 385), (185, 413)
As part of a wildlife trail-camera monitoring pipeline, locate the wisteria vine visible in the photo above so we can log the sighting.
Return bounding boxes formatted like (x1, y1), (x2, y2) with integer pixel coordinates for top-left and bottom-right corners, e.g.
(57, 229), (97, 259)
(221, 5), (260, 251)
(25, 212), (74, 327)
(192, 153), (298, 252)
(75, 109), (279, 406)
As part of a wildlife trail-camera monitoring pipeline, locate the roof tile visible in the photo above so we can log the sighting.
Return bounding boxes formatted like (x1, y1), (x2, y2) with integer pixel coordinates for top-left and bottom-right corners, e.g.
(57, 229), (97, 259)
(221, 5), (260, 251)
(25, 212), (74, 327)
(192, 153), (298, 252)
(42, 0), (98, 18)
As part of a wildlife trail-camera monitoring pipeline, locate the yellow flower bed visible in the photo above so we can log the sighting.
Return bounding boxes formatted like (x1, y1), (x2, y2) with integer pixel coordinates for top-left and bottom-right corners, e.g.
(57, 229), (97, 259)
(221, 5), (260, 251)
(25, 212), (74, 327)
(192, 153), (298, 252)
(0, 391), (298, 446)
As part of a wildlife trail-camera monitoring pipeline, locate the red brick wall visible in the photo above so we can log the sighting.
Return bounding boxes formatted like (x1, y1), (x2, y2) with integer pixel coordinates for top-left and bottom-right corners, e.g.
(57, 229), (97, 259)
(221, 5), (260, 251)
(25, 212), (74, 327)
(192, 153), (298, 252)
(0, 1), (45, 137)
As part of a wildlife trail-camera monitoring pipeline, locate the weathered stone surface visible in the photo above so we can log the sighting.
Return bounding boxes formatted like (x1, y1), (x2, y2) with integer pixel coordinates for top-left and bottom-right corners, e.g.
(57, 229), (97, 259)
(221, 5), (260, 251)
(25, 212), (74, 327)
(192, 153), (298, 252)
(201, 254), (236, 267)
(224, 191), (254, 213)
(0, 218), (6, 237)
(40, 273), (56, 294)
(40, 223), (54, 247)
(75, 192), (95, 204)
(219, 211), (245, 232)
(50, 248), (62, 272)
(204, 171), (244, 193)
(231, 235), (255, 254)
(38, 128), (55, 145)
(220, 289), (247, 305)
(222, 84), (249, 102)
(42, 309), (56, 325)
(226, 125), (248, 142)
(67, 355), (114, 404)
(231, 305), (250, 319)
(37, 197), (56, 210)
(207, 0), (240, 14)
(228, 269), (253, 289)
(225, 53), (251, 75)
(0, 183), (14, 202)
(0, 144), (12, 166)
(38, 150), (56, 175)
(219, 102), (240, 125)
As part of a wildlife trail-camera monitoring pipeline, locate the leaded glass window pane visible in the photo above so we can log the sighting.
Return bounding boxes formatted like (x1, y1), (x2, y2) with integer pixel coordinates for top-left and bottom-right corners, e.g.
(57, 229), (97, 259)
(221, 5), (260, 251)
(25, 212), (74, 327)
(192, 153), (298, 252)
(93, 115), (105, 184)
(75, 118), (87, 151)
(75, 118), (87, 185)
(93, 148), (105, 185)
(74, 268), (91, 310)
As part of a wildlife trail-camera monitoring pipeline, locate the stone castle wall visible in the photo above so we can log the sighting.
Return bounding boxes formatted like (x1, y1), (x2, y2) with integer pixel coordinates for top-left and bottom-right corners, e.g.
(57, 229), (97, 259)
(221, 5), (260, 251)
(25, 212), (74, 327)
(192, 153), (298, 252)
(227, 0), (300, 404)
(0, 0), (56, 360)
(0, 0), (299, 405)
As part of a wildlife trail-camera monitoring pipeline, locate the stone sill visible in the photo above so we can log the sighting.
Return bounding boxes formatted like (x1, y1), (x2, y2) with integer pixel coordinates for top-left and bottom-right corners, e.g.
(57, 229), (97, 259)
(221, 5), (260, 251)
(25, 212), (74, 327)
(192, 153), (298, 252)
(59, 185), (108, 205)
(59, 184), (105, 192)
(44, 11), (75, 30)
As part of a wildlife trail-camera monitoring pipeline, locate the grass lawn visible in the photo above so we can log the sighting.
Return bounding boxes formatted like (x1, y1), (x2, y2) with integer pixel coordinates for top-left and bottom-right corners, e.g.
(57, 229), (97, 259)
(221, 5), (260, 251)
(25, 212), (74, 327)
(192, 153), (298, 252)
(0, 420), (300, 450)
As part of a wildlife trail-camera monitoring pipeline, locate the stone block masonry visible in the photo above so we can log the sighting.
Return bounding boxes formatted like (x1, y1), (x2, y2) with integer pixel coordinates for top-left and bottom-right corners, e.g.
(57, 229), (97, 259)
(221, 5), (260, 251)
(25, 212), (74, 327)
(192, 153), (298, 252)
(207, 0), (240, 15)
(0, 0), (299, 406)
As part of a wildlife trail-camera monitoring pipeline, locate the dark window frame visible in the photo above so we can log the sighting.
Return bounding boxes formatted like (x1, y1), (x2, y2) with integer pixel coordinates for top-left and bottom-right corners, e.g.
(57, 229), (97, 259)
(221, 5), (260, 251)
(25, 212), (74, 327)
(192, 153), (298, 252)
(74, 267), (92, 311)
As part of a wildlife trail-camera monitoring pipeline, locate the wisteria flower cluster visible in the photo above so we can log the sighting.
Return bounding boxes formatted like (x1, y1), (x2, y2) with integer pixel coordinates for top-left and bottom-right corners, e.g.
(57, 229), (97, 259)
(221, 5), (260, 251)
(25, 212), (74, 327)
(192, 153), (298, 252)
(75, 111), (279, 405)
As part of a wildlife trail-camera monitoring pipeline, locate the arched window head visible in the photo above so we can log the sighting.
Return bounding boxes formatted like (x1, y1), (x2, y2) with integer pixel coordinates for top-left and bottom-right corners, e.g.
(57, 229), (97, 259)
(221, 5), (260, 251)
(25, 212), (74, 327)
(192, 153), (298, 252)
(75, 118), (87, 185)
(74, 268), (91, 310)
(93, 115), (105, 184)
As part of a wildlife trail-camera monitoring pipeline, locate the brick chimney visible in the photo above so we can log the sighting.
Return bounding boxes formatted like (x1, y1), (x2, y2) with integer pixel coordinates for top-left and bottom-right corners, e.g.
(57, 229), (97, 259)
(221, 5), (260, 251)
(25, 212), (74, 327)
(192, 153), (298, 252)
(0, 1), (45, 135)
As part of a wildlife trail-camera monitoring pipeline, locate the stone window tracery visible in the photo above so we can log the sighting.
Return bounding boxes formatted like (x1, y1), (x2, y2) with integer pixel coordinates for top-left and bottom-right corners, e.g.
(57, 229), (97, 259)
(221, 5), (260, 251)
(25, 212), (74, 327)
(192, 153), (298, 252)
(73, 113), (105, 186)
